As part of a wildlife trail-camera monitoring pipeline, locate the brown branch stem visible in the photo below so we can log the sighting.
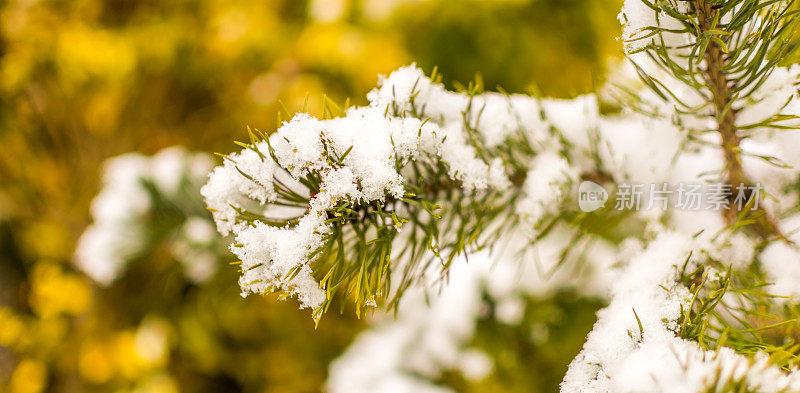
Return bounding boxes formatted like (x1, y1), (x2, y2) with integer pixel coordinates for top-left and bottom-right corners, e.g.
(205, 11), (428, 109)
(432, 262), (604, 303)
(696, 0), (780, 238)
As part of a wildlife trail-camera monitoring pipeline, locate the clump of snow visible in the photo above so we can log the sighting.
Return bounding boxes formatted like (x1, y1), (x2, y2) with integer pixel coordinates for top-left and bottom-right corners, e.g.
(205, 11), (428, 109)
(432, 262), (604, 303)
(760, 214), (800, 302)
(736, 65), (800, 130)
(75, 147), (219, 285)
(761, 241), (800, 301)
(75, 223), (145, 285)
(517, 151), (578, 224)
(562, 231), (702, 392)
(202, 143), (278, 236)
(618, 0), (692, 53)
(172, 216), (221, 283)
(562, 226), (800, 393)
(598, 114), (684, 183)
(232, 216), (329, 309)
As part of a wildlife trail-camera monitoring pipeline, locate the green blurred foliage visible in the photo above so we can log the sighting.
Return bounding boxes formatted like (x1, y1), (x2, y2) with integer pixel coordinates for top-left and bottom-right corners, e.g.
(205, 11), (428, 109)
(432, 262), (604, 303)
(0, 0), (621, 391)
(385, 0), (621, 96)
(441, 292), (604, 393)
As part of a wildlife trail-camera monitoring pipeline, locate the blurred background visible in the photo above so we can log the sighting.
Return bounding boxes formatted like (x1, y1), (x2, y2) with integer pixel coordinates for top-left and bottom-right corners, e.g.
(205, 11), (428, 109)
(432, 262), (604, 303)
(0, 0), (622, 392)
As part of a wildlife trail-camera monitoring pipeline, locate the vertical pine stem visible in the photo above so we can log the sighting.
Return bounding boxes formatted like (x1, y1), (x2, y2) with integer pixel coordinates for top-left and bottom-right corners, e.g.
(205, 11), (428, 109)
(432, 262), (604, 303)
(696, 0), (747, 221)
(695, 0), (782, 238)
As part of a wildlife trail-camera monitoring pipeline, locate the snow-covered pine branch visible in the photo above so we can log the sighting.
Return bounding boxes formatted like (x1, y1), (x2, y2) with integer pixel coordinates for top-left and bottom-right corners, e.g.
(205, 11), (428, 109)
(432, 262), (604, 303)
(200, 66), (614, 321)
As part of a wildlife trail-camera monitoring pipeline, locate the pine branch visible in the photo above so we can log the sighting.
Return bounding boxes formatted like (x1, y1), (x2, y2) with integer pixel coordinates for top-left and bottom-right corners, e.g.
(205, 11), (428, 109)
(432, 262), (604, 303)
(201, 71), (573, 321)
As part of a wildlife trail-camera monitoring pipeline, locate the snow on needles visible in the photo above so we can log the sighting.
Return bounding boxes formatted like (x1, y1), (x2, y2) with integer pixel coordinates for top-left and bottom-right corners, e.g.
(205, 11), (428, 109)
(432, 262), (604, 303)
(618, 0), (691, 53)
(201, 65), (546, 310)
(562, 228), (800, 393)
(202, 65), (644, 311)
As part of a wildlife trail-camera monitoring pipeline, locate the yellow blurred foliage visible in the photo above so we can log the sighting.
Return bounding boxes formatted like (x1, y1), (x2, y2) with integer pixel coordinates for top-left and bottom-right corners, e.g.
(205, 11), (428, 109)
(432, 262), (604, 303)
(130, 374), (180, 393)
(78, 339), (115, 385)
(295, 23), (409, 91)
(19, 221), (73, 261)
(9, 360), (46, 393)
(29, 262), (91, 317)
(0, 309), (25, 348)
(83, 88), (125, 137)
(56, 25), (137, 88)
(77, 326), (168, 385)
